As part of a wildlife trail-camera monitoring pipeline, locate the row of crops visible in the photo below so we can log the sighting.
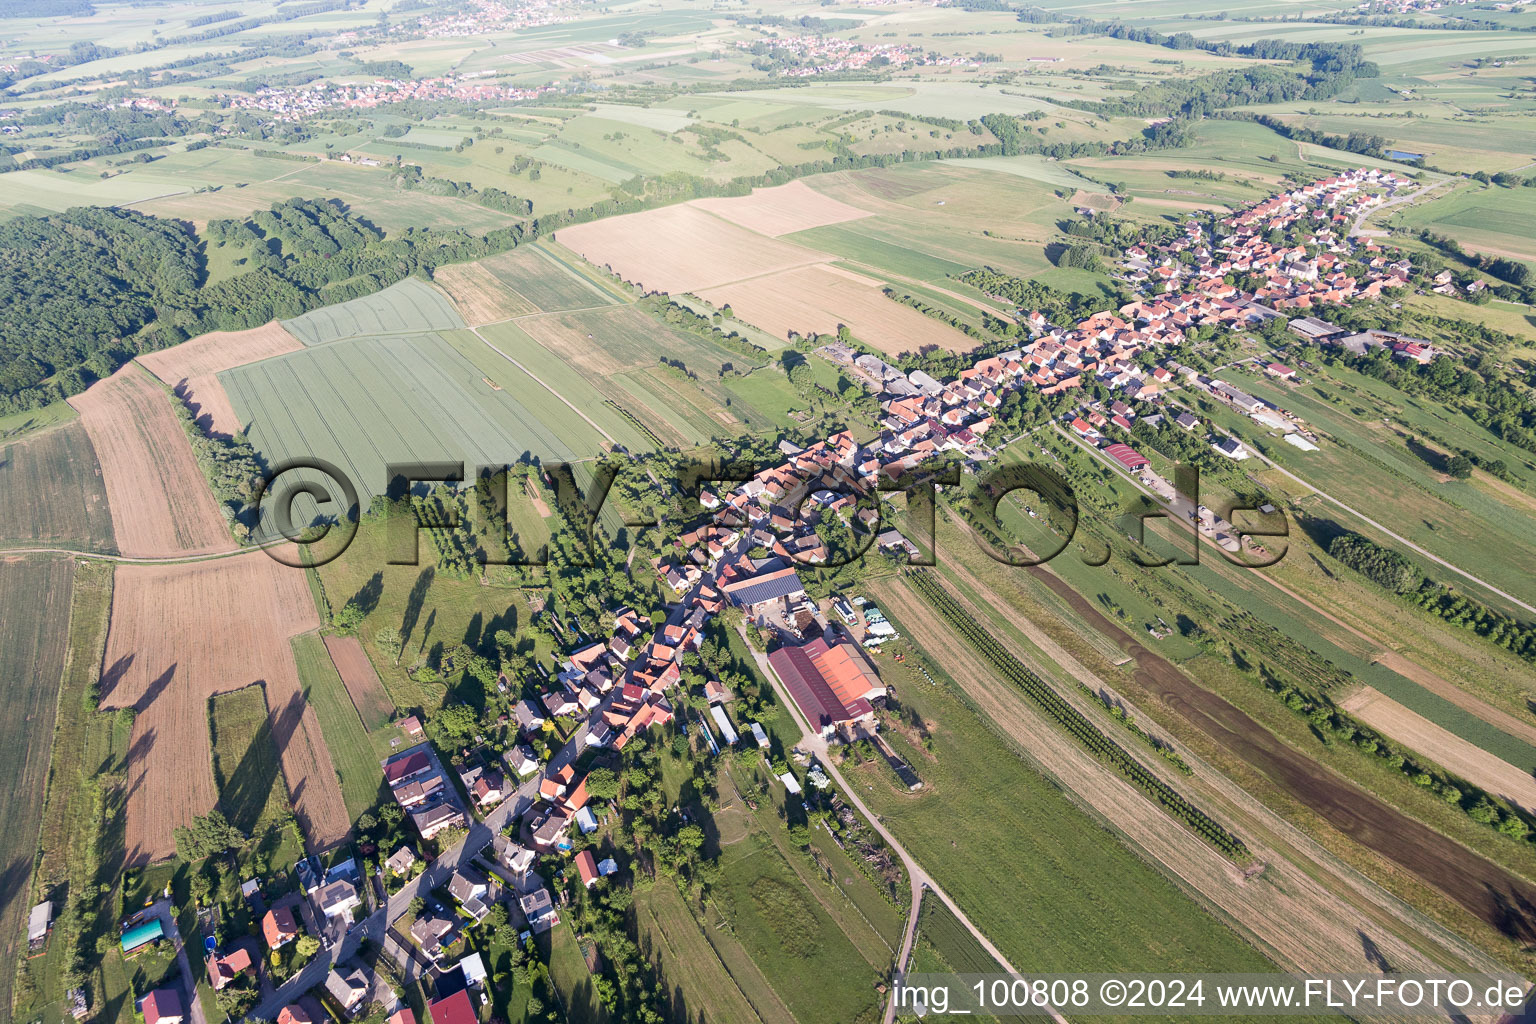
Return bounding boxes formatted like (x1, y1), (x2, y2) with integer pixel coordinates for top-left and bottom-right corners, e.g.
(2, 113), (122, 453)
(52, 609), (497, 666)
(907, 570), (1251, 862)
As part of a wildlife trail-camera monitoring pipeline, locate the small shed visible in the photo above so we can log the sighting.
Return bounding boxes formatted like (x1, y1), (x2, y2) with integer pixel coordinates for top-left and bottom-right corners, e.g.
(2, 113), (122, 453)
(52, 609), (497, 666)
(121, 918), (164, 954)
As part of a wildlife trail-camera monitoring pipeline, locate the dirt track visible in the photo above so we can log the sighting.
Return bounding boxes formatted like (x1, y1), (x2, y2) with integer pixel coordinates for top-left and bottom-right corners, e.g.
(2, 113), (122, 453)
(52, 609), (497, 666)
(1022, 564), (1536, 942)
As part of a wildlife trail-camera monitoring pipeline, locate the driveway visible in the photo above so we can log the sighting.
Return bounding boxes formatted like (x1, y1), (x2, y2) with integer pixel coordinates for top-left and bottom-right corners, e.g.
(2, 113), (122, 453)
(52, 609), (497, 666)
(145, 900), (209, 1024)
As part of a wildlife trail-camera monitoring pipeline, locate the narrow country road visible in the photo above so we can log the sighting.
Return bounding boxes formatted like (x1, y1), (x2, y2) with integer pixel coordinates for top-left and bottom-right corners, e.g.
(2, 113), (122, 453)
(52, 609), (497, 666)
(736, 627), (1067, 1024)
(1348, 175), (1457, 238)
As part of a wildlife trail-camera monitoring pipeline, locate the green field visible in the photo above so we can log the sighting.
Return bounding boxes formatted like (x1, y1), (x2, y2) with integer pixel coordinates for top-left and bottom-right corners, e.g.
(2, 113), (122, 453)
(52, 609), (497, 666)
(1391, 181), (1536, 267)
(840, 628), (1282, 983)
(208, 685), (290, 836)
(715, 833), (884, 1024)
(291, 633), (384, 822)
(1210, 363), (1536, 618)
(0, 420), (117, 553)
(474, 243), (621, 312)
(636, 878), (791, 1024)
(282, 276), (466, 346)
(0, 557), (77, 1016)
(475, 303), (777, 446)
(222, 328), (618, 531)
(0, 399), (77, 442)
(544, 921), (608, 1024)
(15, 561), (131, 1024)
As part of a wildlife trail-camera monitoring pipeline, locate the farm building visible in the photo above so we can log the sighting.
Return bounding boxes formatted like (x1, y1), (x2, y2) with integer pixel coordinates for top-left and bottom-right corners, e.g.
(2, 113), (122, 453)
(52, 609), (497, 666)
(709, 705), (739, 745)
(1102, 443), (1149, 471)
(767, 635), (883, 739)
(1288, 316), (1345, 342)
(27, 901), (51, 950)
(722, 566), (807, 618)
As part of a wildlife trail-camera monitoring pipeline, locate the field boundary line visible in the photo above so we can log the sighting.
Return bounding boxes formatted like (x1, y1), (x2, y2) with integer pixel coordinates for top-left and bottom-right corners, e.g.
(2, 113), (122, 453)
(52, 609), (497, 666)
(466, 325), (618, 447)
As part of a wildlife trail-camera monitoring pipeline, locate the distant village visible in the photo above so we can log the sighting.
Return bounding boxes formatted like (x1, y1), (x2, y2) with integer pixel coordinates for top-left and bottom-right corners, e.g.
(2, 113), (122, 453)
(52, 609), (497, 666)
(218, 74), (561, 121)
(736, 34), (982, 77)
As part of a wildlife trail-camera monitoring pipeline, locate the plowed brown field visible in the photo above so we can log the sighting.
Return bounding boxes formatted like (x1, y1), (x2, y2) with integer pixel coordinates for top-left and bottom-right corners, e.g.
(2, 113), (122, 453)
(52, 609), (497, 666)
(323, 635), (395, 731)
(67, 367), (236, 557)
(137, 321), (301, 438)
(100, 554), (348, 863)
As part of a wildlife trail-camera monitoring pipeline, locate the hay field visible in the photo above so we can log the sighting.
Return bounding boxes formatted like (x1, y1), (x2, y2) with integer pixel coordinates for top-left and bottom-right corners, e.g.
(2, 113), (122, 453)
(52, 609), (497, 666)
(477, 242), (621, 310)
(556, 186), (973, 352)
(208, 684), (290, 835)
(100, 554), (347, 863)
(699, 264), (972, 354)
(692, 181), (871, 237)
(554, 204), (827, 293)
(67, 367), (235, 558)
(433, 261), (538, 325)
(0, 421), (116, 553)
(137, 321), (303, 437)
(1341, 686), (1536, 814)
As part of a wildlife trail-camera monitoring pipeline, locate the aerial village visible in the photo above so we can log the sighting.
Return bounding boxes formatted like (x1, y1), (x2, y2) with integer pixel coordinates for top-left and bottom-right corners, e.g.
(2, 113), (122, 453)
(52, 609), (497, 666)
(103, 168), (1446, 1024)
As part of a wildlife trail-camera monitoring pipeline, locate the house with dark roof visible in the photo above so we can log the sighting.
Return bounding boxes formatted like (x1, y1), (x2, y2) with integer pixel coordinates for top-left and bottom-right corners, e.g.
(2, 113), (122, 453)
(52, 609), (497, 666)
(518, 888), (558, 933)
(323, 965), (370, 1017)
(410, 801), (467, 840)
(447, 868), (493, 921)
(317, 880), (360, 921)
(409, 911), (458, 959)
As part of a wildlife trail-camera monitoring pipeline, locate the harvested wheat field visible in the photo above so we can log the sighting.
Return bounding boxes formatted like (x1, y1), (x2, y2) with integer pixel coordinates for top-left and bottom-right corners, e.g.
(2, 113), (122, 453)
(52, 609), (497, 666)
(698, 264), (973, 354)
(323, 635), (395, 732)
(692, 181), (872, 237)
(100, 554), (349, 863)
(554, 204), (825, 294)
(1341, 686), (1536, 814)
(137, 322), (302, 437)
(434, 260), (537, 325)
(67, 367), (236, 558)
